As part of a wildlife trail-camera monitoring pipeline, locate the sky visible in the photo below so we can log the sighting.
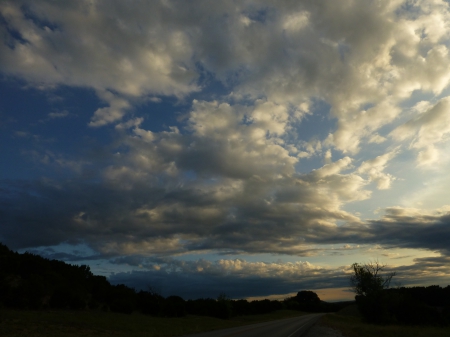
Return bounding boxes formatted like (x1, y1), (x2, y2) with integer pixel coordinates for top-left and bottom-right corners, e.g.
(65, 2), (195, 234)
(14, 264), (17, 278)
(1, 0), (450, 302)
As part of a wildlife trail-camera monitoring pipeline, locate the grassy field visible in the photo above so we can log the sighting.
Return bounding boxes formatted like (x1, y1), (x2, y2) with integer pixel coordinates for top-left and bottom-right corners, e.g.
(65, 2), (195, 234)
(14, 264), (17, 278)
(0, 309), (307, 337)
(320, 313), (450, 337)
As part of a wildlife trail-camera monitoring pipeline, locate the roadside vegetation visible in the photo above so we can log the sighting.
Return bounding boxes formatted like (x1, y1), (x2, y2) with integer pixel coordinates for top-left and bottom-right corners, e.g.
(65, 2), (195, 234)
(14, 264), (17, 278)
(350, 261), (450, 326)
(0, 243), (345, 318)
(319, 261), (450, 337)
(320, 313), (450, 337)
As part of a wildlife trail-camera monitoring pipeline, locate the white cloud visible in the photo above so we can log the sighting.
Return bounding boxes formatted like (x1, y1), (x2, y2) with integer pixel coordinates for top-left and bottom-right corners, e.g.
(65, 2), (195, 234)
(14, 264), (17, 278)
(89, 90), (131, 127)
(0, 0), (200, 126)
(417, 146), (439, 167)
(367, 133), (387, 144)
(48, 111), (69, 119)
(357, 149), (399, 189)
(282, 11), (309, 32)
(391, 96), (450, 166)
(2, 0), (450, 139)
(0, 1), (199, 97)
(311, 157), (352, 178)
(324, 149), (332, 164)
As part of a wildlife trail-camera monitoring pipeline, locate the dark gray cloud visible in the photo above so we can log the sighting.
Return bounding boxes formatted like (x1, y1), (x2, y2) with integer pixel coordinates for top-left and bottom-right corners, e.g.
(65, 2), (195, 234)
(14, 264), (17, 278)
(106, 254), (450, 300)
(109, 269), (348, 299)
(25, 249), (103, 263)
(108, 257), (350, 299)
(2, 176), (450, 261)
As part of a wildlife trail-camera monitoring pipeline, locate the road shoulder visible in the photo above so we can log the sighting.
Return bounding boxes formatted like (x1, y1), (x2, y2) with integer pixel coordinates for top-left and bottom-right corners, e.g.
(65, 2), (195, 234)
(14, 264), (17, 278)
(304, 323), (345, 337)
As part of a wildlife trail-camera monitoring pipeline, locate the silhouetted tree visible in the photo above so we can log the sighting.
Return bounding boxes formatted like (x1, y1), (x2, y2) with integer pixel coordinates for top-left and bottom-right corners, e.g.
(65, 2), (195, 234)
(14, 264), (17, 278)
(295, 290), (321, 311)
(160, 296), (186, 317)
(231, 299), (251, 315)
(136, 288), (163, 315)
(283, 299), (300, 310)
(215, 293), (233, 319)
(351, 262), (395, 297)
(109, 284), (136, 314)
(350, 261), (396, 323)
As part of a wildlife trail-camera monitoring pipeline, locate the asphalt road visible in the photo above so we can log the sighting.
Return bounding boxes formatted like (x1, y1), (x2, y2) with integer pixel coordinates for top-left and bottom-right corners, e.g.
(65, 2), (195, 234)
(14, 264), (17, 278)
(181, 313), (325, 337)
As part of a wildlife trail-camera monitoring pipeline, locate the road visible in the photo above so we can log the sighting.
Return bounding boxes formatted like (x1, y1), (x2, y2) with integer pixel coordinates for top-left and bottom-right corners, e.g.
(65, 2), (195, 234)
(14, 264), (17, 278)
(181, 313), (325, 337)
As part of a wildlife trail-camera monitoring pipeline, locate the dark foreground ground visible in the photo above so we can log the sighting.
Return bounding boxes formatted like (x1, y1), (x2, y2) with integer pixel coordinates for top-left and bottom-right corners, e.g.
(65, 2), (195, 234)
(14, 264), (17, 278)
(0, 309), (308, 337)
(2, 307), (450, 337)
(317, 305), (450, 337)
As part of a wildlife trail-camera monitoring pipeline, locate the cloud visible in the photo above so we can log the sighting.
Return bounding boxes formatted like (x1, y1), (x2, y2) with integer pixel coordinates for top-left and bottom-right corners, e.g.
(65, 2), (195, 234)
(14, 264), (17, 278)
(364, 207), (450, 254)
(2, 0), (450, 298)
(48, 111), (69, 119)
(6, 149), (450, 260)
(14, 131), (29, 137)
(106, 253), (450, 299)
(368, 133), (387, 144)
(89, 90), (131, 127)
(108, 257), (351, 299)
(5, 91), (449, 259)
(2, 0), (450, 138)
(20, 149), (90, 173)
(391, 97), (450, 166)
(2, 176), (450, 299)
(0, 100), (369, 256)
(357, 149), (399, 189)
(390, 255), (450, 286)
(310, 157), (352, 178)
(0, 0), (200, 125)
(0, 1), (199, 97)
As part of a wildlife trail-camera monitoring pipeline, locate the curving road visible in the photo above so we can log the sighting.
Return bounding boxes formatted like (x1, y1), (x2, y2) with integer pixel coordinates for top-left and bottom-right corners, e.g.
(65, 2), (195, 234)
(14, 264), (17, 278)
(182, 313), (325, 337)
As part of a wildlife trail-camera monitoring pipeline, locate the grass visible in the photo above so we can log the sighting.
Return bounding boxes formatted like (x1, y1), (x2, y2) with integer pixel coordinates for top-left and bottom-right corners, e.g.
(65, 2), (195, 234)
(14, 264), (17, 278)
(320, 313), (450, 337)
(0, 309), (307, 337)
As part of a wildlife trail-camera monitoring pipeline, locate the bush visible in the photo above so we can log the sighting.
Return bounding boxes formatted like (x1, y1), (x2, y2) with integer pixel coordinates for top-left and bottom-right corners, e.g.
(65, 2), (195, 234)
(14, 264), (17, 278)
(160, 296), (186, 317)
(110, 298), (134, 314)
(136, 290), (163, 315)
(355, 293), (396, 324)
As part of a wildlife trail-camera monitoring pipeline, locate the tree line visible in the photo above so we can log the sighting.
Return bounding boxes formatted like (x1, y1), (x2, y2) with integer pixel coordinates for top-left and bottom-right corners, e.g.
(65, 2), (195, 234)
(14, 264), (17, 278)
(351, 261), (450, 326)
(0, 243), (342, 318)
